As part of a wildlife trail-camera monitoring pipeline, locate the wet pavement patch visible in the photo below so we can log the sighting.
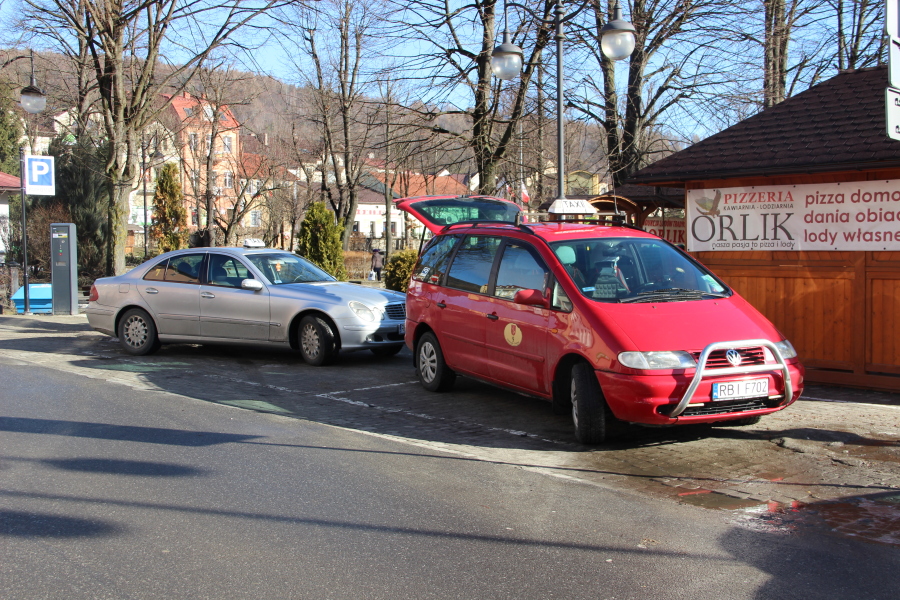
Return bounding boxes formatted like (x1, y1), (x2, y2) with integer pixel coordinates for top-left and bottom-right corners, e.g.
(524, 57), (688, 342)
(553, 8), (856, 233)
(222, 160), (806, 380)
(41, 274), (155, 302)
(676, 491), (759, 510)
(727, 493), (900, 547)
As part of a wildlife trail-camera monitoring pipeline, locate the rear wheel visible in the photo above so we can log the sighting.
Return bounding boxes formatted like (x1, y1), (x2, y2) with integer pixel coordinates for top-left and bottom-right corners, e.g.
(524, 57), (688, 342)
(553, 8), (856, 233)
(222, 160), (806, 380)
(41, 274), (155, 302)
(299, 316), (337, 366)
(416, 332), (455, 392)
(570, 362), (615, 444)
(118, 308), (161, 356)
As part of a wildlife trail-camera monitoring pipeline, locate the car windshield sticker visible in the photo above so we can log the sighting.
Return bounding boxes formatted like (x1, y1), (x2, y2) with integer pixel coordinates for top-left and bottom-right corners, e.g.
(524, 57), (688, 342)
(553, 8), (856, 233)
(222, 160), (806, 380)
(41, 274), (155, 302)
(504, 323), (523, 347)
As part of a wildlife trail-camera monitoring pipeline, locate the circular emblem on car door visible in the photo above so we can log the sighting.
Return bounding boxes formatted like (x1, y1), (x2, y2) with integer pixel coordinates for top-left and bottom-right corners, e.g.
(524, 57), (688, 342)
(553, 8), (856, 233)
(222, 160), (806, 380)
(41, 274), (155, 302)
(726, 349), (742, 367)
(504, 323), (523, 347)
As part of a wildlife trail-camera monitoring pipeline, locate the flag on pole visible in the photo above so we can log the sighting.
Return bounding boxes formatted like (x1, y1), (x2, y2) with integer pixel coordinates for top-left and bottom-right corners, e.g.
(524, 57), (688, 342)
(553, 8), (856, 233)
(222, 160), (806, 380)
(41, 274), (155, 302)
(520, 182), (530, 206)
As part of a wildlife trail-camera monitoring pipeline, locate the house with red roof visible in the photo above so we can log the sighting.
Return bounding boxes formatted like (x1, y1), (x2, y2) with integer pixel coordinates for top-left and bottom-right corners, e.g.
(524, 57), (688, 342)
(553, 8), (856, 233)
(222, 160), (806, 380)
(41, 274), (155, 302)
(160, 92), (243, 237)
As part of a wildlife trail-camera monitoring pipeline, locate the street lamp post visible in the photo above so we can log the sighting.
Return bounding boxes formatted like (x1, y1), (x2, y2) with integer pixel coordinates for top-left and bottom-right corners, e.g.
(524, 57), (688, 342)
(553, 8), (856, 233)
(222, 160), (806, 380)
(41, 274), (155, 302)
(491, 1), (635, 212)
(17, 50), (47, 315)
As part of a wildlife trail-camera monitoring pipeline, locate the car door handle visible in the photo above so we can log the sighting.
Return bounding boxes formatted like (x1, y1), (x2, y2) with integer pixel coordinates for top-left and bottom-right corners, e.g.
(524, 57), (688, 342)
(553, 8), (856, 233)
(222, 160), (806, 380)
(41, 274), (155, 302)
(436, 301), (446, 308)
(200, 292), (216, 299)
(486, 313), (499, 320)
(144, 288), (158, 294)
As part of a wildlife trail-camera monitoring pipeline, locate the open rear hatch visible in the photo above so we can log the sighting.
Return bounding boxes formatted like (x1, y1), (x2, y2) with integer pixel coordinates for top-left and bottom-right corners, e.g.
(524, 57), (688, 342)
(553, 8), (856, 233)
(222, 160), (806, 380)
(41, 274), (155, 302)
(394, 195), (523, 234)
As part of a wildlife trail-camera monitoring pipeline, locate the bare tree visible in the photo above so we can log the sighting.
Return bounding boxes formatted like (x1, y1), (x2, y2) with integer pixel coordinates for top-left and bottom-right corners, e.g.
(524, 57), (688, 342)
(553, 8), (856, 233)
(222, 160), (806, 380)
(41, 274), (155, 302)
(385, 0), (557, 195)
(828, 0), (885, 71)
(17, 0), (289, 274)
(276, 0), (387, 249)
(564, 0), (744, 187)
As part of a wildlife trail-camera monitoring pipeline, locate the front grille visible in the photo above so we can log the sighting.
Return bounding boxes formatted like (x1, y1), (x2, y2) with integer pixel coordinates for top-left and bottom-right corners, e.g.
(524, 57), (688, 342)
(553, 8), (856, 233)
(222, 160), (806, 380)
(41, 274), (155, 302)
(384, 303), (406, 320)
(661, 398), (775, 417)
(691, 347), (766, 368)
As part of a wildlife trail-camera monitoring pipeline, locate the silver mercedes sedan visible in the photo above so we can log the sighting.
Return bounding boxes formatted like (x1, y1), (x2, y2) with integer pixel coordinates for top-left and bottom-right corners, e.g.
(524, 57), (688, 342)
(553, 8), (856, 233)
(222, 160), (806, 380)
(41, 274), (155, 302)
(85, 245), (407, 365)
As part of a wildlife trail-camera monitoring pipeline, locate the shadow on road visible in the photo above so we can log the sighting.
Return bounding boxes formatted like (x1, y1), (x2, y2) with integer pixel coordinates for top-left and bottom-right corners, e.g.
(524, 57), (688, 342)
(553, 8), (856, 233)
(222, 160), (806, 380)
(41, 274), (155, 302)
(0, 509), (122, 538)
(40, 457), (205, 477)
(0, 416), (261, 447)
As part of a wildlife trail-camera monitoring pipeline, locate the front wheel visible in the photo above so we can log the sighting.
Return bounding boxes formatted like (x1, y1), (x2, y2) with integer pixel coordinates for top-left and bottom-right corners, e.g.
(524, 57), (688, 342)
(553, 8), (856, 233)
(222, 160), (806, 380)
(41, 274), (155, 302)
(118, 308), (161, 356)
(416, 332), (455, 392)
(298, 316), (337, 366)
(570, 362), (616, 444)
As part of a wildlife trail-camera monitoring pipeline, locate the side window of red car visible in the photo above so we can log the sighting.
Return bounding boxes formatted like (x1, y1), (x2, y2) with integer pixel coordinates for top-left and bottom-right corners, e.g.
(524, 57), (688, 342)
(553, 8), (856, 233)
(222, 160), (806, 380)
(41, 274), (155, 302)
(445, 235), (502, 294)
(493, 243), (548, 300)
(413, 235), (459, 285)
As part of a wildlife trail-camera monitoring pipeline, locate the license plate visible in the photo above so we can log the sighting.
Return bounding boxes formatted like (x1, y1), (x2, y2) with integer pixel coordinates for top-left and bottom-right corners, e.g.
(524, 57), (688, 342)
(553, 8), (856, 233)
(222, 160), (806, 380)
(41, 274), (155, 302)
(712, 378), (768, 401)
(398, 323), (406, 335)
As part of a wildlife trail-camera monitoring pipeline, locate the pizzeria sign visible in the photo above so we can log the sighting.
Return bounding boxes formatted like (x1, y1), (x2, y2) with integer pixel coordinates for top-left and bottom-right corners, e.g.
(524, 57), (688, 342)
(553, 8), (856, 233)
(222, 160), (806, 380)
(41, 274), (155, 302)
(686, 180), (900, 251)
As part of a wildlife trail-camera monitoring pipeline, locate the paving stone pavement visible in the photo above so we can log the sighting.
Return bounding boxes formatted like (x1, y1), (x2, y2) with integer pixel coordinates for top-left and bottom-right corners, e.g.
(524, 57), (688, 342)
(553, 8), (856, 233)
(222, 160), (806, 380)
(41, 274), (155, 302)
(1, 314), (898, 547)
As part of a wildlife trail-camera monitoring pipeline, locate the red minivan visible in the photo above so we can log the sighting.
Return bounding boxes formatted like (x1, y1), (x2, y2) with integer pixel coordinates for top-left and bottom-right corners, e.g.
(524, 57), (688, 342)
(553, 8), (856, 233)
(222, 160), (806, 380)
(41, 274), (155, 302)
(396, 195), (804, 444)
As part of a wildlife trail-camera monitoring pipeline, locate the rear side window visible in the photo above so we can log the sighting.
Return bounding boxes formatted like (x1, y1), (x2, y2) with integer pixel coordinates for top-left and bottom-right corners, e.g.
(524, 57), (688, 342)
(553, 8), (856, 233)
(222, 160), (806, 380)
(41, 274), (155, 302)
(143, 260), (167, 281)
(413, 235), (459, 285)
(493, 243), (547, 300)
(165, 254), (205, 284)
(446, 236), (502, 294)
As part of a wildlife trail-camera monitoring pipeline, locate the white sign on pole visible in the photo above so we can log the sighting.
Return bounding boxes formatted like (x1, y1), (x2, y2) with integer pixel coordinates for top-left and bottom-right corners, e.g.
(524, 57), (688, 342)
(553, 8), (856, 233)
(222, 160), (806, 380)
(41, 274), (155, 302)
(887, 0), (899, 39)
(886, 1), (900, 119)
(23, 155), (55, 196)
(887, 88), (900, 141)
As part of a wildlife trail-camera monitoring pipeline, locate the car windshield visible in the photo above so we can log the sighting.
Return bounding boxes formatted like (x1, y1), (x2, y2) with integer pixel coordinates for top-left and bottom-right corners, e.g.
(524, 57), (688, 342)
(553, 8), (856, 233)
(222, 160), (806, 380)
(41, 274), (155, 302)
(245, 253), (336, 285)
(548, 238), (731, 303)
(410, 197), (519, 227)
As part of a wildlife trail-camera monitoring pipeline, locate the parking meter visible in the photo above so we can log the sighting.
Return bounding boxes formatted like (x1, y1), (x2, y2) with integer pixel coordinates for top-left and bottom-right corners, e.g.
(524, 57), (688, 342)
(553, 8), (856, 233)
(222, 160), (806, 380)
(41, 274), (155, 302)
(50, 223), (78, 315)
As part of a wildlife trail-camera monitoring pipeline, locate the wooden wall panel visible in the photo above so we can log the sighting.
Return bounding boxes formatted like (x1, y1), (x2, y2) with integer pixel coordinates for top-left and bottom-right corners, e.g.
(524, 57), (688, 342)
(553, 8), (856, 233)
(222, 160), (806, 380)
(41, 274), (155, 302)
(713, 271), (854, 368)
(869, 277), (900, 370)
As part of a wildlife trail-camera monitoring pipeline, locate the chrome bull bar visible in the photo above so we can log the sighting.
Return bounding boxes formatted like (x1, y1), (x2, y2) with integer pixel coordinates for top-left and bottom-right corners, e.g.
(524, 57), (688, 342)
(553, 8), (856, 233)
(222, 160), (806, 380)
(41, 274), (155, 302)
(669, 339), (793, 418)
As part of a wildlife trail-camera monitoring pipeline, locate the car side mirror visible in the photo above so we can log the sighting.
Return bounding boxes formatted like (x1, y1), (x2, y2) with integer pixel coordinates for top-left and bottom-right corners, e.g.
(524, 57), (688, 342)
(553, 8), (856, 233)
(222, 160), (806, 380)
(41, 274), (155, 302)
(241, 279), (263, 292)
(513, 288), (549, 308)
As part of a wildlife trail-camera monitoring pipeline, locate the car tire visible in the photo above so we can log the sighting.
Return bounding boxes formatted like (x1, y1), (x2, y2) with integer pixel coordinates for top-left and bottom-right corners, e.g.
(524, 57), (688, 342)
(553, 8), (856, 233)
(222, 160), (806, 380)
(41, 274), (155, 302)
(416, 332), (455, 392)
(118, 308), (161, 356)
(371, 345), (403, 358)
(570, 362), (615, 444)
(299, 315), (337, 366)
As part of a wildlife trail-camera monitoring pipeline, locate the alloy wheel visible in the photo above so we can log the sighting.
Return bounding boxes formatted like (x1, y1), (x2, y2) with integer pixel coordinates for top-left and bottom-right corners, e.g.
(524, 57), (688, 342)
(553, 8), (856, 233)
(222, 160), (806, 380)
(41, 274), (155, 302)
(418, 341), (437, 383)
(301, 323), (321, 359)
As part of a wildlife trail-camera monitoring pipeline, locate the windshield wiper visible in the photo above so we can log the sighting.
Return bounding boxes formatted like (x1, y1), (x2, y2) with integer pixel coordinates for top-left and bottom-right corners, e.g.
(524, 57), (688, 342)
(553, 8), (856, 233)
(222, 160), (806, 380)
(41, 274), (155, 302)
(618, 288), (728, 303)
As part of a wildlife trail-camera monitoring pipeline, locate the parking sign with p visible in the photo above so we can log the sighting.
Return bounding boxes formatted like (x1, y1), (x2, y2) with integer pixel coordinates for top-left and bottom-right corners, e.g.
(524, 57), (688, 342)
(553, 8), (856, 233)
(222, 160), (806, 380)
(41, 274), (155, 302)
(24, 155), (55, 196)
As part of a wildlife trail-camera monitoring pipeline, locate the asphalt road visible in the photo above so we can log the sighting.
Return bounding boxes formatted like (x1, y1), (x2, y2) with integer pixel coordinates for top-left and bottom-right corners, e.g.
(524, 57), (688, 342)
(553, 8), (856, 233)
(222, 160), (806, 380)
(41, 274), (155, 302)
(1, 348), (898, 598)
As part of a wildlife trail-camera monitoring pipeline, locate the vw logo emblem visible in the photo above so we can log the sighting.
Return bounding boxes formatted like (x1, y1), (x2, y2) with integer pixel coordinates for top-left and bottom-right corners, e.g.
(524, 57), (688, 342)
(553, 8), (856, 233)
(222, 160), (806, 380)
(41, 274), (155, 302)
(726, 349), (742, 367)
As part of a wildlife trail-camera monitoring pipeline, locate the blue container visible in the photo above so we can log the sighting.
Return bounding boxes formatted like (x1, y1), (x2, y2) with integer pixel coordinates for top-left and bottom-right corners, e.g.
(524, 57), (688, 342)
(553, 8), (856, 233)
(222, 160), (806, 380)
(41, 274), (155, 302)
(12, 284), (53, 314)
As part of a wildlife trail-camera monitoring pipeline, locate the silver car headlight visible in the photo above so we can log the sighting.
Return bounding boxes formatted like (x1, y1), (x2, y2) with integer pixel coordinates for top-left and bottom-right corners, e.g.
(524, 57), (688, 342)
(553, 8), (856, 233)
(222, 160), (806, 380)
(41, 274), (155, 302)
(772, 339), (797, 360)
(618, 351), (697, 370)
(349, 301), (376, 322)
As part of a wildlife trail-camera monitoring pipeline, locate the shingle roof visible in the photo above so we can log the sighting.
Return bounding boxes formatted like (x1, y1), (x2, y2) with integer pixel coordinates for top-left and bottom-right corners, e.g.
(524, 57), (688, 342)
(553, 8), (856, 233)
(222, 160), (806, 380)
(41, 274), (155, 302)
(628, 67), (900, 185)
(0, 171), (20, 191)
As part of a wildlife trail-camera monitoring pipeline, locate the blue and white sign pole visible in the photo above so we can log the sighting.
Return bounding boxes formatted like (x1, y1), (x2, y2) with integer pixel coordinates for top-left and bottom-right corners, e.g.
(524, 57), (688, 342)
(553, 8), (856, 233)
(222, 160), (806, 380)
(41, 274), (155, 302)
(19, 152), (55, 315)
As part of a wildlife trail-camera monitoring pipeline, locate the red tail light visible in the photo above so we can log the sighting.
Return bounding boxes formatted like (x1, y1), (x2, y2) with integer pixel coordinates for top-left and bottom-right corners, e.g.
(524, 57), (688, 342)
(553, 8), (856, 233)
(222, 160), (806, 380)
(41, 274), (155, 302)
(88, 284), (99, 302)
